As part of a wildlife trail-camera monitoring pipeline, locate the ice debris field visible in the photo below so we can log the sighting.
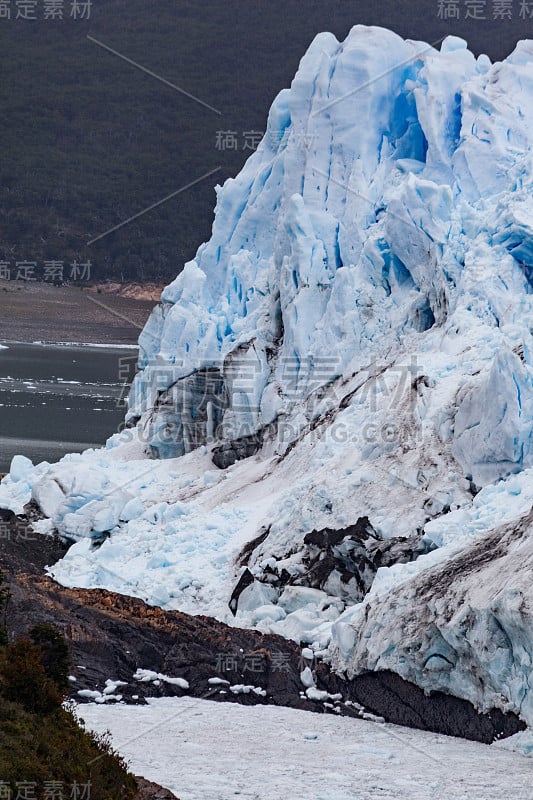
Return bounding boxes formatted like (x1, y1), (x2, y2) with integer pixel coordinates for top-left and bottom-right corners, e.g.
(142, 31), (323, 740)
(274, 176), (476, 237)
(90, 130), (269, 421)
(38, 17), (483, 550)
(2, 25), (533, 735)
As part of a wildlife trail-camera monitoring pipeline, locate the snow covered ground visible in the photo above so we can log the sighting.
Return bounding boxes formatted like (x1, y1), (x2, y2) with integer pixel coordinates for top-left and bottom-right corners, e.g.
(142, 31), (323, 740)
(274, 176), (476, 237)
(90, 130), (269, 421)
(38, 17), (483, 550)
(80, 697), (532, 800)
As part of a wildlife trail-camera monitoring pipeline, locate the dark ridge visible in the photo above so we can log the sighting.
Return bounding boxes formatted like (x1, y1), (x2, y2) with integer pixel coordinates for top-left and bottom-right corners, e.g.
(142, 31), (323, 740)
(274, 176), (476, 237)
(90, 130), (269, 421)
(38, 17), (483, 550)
(321, 668), (526, 744)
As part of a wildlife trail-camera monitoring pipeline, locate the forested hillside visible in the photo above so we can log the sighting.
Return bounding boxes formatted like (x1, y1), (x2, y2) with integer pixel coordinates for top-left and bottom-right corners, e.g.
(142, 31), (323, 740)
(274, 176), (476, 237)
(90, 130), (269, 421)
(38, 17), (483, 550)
(0, 0), (527, 280)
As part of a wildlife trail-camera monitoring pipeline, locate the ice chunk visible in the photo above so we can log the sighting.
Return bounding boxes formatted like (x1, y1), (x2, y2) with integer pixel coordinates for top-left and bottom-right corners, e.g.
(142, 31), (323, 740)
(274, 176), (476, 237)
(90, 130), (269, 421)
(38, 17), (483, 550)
(9, 455), (33, 483)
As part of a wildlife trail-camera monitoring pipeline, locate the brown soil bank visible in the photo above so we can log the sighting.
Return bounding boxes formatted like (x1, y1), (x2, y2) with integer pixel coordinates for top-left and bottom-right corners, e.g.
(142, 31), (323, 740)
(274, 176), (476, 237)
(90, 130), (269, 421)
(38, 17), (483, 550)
(0, 281), (155, 345)
(87, 282), (165, 302)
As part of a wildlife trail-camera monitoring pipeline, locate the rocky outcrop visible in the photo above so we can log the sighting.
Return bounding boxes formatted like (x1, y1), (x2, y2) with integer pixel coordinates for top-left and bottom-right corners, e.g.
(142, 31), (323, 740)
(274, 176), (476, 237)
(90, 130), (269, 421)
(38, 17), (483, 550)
(133, 777), (179, 800)
(321, 668), (525, 745)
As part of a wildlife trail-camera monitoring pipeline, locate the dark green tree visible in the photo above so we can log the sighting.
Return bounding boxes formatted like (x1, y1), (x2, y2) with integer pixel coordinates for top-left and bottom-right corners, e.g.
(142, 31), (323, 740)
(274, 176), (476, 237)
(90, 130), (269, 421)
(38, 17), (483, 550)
(30, 624), (71, 694)
(0, 638), (62, 715)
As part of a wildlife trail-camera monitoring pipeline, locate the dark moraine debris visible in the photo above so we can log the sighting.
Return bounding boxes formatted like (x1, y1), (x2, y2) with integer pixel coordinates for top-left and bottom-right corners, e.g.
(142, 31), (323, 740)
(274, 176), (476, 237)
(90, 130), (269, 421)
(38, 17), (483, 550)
(0, 507), (15, 524)
(301, 518), (435, 602)
(234, 517), (436, 608)
(229, 567), (255, 615)
(237, 527), (271, 568)
(212, 429), (265, 470)
(320, 667), (526, 744)
(212, 428), (268, 469)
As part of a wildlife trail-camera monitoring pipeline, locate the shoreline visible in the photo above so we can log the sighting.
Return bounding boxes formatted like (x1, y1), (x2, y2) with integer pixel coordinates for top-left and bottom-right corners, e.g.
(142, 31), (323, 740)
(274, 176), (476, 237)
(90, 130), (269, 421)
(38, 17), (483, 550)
(0, 281), (155, 346)
(0, 339), (139, 350)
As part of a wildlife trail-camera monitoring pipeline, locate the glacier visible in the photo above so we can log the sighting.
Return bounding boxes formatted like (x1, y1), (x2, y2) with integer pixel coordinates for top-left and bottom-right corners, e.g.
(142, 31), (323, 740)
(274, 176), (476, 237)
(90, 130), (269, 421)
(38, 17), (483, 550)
(3, 26), (533, 730)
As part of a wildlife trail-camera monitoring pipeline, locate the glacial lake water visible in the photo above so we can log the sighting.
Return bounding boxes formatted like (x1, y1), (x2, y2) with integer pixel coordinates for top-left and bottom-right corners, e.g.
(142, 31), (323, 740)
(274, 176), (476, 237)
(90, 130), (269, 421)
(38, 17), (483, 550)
(0, 342), (138, 473)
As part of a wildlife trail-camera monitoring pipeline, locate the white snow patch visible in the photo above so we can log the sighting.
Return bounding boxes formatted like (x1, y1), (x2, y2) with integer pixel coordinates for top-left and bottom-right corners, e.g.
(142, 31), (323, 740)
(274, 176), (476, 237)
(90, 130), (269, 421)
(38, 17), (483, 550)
(79, 697), (532, 800)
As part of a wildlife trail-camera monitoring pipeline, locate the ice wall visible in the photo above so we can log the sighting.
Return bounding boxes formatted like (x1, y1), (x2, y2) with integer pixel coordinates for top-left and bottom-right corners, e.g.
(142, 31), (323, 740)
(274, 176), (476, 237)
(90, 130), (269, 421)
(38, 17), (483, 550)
(128, 28), (533, 485)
